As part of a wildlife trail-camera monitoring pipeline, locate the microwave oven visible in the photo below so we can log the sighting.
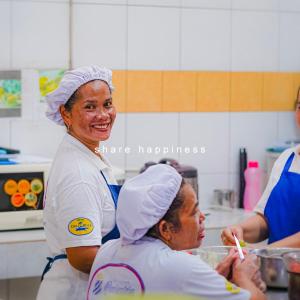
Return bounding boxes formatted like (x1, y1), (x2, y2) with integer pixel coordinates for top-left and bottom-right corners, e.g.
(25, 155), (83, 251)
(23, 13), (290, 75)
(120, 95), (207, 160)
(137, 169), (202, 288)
(0, 162), (50, 231)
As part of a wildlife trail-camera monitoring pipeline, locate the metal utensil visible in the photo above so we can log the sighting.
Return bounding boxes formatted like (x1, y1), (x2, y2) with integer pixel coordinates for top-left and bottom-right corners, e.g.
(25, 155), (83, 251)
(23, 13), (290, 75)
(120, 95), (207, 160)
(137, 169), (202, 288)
(251, 248), (294, 288)
(233, 234), (244, 261)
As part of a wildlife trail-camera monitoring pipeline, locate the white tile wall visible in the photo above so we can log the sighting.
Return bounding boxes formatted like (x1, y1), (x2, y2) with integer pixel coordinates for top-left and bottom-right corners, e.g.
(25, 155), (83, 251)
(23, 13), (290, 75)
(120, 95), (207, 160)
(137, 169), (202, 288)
(277, 112), (300, 142)
(231, 11), (279, 71)
(198, 173), (229, 208)
(101, 113), (126, 169)
(229, 112), (278, 173)
(279, 0), (300, 12)
(11, 1), (69, 69)
(72, 4), (127, 69)
(279, 13), (300, 71)
(0, 1), (11, 69)
(126, 113), (179, 170)
(10, 119), (65, 158)
(181, 9), (231, 71)
(0, 119), (11, 148)
(128, 0), (181, 6)
(74, 0), (126, 4)
(232, 0), (279, 11)
(128, 6), (180, 70)
(179, 113), (230, 174)
(182, 0), (231, 9)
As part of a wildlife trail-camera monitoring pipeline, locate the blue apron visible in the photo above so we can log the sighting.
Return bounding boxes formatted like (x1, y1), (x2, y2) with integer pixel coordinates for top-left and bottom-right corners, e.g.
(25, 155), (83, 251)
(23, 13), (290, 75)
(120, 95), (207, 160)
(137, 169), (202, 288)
(264, 152), (300, 244)
(41, 171), (121, 280)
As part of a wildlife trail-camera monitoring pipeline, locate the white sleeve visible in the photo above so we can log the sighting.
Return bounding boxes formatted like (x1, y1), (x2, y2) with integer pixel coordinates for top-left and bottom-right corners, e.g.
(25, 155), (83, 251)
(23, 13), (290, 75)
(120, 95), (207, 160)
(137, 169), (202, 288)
(181, 258), (250, 300)
(55, 182), (104, 249)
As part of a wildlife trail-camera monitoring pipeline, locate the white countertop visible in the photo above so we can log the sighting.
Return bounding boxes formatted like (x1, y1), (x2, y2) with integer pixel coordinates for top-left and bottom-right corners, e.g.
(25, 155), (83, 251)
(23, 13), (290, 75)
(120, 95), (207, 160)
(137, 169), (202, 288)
(0, 229), (45, 244)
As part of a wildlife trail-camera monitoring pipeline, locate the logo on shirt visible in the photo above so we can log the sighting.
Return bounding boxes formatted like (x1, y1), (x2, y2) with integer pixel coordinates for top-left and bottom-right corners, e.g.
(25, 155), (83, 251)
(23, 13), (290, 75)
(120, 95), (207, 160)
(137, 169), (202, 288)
(68, 217), (94, 236)
(225, 280), (240, 294)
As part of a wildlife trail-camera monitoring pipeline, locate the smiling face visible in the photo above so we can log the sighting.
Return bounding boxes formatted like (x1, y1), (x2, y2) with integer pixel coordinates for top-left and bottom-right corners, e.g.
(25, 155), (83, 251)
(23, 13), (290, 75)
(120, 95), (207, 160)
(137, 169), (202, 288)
(60, 80), (116, 152)
(167, 184), (206, 251)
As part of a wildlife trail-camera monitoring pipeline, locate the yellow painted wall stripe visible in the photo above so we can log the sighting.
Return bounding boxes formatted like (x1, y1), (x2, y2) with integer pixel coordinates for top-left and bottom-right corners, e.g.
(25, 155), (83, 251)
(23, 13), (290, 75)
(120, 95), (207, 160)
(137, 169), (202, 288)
(112, 71), (300, 113)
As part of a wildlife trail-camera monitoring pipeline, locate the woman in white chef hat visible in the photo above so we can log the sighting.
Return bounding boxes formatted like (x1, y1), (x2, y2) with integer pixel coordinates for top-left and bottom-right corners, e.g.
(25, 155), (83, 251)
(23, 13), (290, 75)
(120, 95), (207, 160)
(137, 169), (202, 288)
(87, 164), (266, 300)
(37, 66), (121, 300)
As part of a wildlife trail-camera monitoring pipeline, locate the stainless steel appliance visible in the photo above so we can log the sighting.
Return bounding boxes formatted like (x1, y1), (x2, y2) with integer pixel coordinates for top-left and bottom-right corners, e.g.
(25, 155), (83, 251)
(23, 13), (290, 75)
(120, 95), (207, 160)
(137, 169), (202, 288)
(140, 158), (198, 197)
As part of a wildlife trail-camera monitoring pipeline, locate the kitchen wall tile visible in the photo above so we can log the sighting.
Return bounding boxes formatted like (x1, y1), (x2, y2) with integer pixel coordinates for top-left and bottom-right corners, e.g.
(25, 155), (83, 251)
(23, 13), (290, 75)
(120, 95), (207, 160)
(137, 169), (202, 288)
(126, 113), (179, 170)
(128, 0), (180, 6)
(10, 119), (65, 158)
(21, 69), (39, 121)
(232, 0), (279, 11)
(162, 71), (197, 112)
(127, 71), (162, 112)
(230, 72), (263, 111)
(0, 1), (10, 69)
(72, 4), (127, 69)
(128, 6), (180, 70)
(11, 1), (69, 69)
(101, 113), (126, 169)
(279, 13), (300, 71)
(6, 241), (50, 278)
(0, 119), (11, 148)
(179, 112), (230, 174)
(74, 0), (126, 4)
(229, 112), (278, 173)
(182, 0), (231, 9)
(262, 72), (295, 111)
(279, 0), (300, 12)
(0, 279), (8, 300)
(112, 70), (127, 112)
(196, 72), (230, 112)
(277, 112), (300, 142)
(8, 277), (40, 299)
(198, 173), (230, 208)
(231, 11), (279, 71)
(181, 9), (231, 71)
(0, 245), (8, 280)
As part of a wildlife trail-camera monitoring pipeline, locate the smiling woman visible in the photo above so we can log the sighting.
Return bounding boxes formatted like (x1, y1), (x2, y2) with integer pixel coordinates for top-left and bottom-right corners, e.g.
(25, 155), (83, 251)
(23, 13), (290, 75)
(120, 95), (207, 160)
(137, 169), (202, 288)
(37, 66), (121, 300)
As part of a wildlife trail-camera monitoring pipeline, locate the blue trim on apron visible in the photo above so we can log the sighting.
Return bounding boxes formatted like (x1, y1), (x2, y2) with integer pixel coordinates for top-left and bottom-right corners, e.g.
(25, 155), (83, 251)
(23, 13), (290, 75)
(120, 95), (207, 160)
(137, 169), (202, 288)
(41, 254), (67, 281)
(264, 152), (300, 244)
(41, 170), (122, 281)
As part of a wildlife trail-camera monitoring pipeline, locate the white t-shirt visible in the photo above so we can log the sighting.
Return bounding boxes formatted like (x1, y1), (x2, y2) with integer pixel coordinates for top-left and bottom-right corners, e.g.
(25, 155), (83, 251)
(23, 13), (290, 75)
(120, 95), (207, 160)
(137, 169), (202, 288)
(88, 237), (250, 300)
(39, 134), (117, 300)
(255, 145), (300, 214)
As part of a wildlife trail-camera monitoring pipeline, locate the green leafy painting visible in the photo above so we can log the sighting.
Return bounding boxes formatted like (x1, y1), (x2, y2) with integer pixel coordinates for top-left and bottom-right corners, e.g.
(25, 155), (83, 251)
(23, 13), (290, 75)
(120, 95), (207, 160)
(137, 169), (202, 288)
(0, 79), (21, 109)
(39, 69), (65, 102)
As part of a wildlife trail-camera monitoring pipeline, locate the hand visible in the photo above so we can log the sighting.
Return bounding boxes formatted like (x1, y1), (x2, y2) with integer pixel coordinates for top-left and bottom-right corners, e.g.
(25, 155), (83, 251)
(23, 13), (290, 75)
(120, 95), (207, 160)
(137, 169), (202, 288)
(231, 254), (260, 286)
(215, 248), (237, 279)
(221, 225), (244, 246)
(252, 269), (267, 293)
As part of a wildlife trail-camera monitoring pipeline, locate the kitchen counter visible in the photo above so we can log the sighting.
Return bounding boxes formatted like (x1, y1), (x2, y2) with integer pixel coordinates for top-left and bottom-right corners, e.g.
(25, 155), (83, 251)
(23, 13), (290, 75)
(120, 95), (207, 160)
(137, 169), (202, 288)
(0, 206), (255, 280)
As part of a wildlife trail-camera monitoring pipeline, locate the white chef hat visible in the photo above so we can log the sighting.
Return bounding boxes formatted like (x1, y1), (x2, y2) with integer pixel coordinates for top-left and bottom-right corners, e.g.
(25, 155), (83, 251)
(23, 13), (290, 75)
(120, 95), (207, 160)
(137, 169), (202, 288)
(45, 65), (114, 125)
(117, 164), (182, 245)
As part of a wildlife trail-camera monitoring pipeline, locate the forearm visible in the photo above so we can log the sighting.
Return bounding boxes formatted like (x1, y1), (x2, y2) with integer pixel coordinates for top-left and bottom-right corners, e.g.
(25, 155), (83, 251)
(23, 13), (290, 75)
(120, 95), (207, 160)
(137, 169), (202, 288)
(66, 245), (100, 274)
(240, 214), (269, 243)
(269, 231), (300, 248)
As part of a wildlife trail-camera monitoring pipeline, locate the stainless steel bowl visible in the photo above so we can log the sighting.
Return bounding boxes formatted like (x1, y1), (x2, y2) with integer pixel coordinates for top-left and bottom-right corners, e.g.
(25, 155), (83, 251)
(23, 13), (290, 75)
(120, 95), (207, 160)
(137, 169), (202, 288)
(251, 248), (295, 289)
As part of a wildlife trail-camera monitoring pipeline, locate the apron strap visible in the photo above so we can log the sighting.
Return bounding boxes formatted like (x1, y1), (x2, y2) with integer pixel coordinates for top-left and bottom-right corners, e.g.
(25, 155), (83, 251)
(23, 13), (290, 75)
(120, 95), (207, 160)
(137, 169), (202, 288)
(41, 254), (67, 281)
(282, 152), (295, 173)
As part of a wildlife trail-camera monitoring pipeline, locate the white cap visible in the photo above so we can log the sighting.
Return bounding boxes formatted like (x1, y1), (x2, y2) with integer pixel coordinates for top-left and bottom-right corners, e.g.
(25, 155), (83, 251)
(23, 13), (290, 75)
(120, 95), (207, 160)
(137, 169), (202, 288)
(117, 164), (182, 245)
(45, 65), (114, 125)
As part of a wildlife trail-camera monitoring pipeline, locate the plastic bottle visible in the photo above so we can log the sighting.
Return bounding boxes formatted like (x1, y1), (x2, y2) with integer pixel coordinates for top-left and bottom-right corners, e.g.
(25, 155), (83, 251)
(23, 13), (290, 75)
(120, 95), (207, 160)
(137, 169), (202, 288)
(243, 161), (262, 211)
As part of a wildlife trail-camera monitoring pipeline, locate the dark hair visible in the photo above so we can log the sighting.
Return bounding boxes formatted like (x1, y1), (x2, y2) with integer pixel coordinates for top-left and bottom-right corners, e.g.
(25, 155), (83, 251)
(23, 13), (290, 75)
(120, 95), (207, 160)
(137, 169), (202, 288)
(296, 87), (300, 110)
(146, 179), (186, 239)
(64, 89), (78, 112)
